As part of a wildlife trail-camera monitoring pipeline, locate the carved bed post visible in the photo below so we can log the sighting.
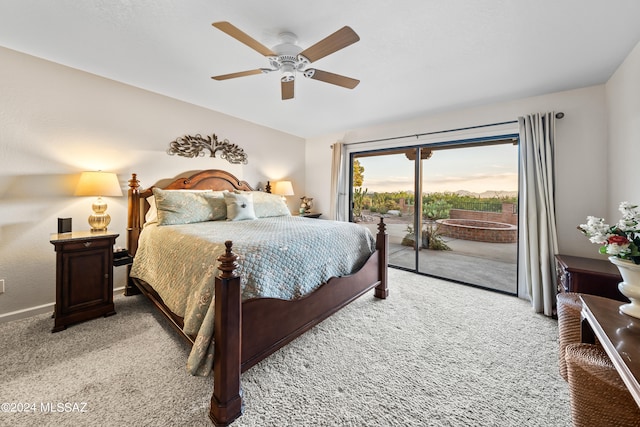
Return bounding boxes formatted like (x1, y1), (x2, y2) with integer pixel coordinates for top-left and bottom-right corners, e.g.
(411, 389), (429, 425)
(210, 241), (243, 426)
(375, 218), (389, 299)
(126, 174), (141, 296)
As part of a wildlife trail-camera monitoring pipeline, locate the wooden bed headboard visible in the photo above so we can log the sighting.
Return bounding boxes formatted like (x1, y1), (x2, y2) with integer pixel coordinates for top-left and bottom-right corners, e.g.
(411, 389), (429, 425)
(127, 169), (257, 256)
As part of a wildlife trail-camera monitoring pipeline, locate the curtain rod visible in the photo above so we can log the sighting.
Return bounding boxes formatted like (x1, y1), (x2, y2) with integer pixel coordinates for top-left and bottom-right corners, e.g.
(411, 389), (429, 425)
(347, 112), (564, 146)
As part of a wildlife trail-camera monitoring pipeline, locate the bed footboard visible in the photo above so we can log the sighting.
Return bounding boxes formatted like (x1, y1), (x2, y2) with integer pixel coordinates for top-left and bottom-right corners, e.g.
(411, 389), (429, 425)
(209, 219), (388, 426)
(374, 217), (389, 299)
(210, 241), (243, 426)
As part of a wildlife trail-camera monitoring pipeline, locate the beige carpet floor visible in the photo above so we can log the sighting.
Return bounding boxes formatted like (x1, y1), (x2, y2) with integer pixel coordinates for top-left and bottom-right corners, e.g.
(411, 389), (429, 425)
(0, 268), (570, 426)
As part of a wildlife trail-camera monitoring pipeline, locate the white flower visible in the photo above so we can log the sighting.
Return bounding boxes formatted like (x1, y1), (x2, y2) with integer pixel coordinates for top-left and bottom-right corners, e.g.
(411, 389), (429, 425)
(605, 242), (630, 256)
(578, 201), (640, 264)
(618, 218), (639, 232)
(579, 216), (611, 244)
(617, 202), (640, 234)
(619, 201), (639, 216)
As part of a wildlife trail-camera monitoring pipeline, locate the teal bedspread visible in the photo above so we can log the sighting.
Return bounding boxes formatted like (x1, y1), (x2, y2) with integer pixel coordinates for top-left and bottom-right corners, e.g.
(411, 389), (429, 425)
(130, 216), (376, 375)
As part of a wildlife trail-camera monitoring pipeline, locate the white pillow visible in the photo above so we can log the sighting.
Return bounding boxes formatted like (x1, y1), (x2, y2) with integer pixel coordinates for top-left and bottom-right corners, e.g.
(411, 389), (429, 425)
(145, 195), (158, 224)
(223, 192), (257, 221)
(235, 191), (291, 218)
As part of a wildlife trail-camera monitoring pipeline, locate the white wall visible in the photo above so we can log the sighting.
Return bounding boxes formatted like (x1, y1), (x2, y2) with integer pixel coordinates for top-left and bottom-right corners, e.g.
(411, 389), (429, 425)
(306, 85), (610, 260)
(0, 46), (304, 321)
(606, 40), (640, 220)
(4, 37), (638, 321)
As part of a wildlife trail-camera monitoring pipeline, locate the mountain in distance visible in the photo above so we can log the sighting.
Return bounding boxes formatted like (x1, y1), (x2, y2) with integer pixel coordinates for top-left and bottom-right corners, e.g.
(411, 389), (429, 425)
(395, 189), (519, 198)
(451, 189), (475, 197)
(453, 189), (518, 198)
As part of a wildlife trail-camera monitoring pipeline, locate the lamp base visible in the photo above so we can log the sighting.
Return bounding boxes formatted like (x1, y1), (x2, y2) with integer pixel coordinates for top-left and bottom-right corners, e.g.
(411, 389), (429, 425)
(88, 196), (111, 231)
(88, 213), (111, 231)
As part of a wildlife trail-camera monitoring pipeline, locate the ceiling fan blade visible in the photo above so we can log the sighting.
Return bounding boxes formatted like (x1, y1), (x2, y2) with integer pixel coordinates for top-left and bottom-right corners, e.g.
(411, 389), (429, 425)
(304, 69), (360, 89)
(281, 80), (294, 100)
(211, 69), (264, 80)
(298, 26), (360, 63)
(212, 21), (276, 57)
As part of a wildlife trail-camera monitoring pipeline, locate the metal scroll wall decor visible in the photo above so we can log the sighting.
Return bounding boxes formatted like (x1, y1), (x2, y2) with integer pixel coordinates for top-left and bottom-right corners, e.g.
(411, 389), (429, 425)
(167, 133), (248, 164)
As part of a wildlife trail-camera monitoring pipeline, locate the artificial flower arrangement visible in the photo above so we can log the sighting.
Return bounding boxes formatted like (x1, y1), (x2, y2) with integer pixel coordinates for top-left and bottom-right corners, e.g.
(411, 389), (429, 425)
(578, 201), (640, 264)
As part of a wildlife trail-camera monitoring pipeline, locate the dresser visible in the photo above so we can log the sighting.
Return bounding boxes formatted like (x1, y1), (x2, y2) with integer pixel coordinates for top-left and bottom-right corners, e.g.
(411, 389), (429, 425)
(555, 254), (627, 302)
(580, 294), (640, 406)
(50, 231), (118, 332)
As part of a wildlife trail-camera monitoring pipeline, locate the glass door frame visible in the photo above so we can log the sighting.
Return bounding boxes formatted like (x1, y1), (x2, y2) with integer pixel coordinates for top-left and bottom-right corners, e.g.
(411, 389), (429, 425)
(348, 134), (520, 290)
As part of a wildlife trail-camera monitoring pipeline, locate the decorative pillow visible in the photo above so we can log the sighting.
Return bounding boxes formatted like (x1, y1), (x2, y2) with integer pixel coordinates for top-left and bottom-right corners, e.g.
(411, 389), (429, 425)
(204, 193), (228, 221)
(224, 191), (257, 221)
(235, 190), (291, 218)
(146, 190), (218, 224)
(152, 188), (227, 225)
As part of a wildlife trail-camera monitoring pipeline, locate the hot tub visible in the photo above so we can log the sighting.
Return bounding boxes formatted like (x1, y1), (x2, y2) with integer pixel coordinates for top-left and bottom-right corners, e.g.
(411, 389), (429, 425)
(435, 219), (517, 243)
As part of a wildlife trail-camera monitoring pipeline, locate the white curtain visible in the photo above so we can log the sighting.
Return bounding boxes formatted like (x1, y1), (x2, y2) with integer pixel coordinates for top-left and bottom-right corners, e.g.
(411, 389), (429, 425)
(518, 113), (559, 316)
(330, 142), (346, 221)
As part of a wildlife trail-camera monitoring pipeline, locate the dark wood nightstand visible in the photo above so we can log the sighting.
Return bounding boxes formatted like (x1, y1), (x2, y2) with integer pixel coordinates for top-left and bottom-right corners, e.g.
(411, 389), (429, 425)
(50, 231), (118, 332)
(297, 212), (322, 219)
(555, 254), (626, 302)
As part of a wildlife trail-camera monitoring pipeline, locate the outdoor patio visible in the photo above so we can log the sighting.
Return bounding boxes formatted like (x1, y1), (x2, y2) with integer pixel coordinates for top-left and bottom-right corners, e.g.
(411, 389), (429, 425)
(361, 219), (518, 295)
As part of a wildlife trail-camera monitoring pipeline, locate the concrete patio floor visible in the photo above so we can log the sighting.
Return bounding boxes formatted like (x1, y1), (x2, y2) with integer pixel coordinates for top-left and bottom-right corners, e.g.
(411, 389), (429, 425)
(362, 221), (518, 295)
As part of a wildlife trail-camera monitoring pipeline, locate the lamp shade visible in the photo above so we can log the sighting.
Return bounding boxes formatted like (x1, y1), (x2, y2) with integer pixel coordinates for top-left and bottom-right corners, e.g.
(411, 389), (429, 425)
(74, 171), (123, 197)
(75, 171), (122, 231)
(272, 181), (294, 196)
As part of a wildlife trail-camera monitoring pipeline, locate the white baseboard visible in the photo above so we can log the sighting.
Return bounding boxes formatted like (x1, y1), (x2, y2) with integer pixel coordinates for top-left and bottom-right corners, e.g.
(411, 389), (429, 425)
(0, 302), (55, 323)
(0, 287), (126, 324)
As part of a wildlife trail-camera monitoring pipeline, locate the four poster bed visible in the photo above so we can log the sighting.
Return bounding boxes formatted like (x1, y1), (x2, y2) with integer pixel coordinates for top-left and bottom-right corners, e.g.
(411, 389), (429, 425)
(125, 169), (388, 425)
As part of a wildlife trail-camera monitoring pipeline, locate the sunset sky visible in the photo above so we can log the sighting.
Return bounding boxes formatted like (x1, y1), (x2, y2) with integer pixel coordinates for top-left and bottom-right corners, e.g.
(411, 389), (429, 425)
(356, 143), (519, 194)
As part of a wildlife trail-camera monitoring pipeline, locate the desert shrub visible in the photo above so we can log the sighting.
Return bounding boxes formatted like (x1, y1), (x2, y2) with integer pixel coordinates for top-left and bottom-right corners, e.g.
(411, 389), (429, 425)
(423, 200), (451, 220)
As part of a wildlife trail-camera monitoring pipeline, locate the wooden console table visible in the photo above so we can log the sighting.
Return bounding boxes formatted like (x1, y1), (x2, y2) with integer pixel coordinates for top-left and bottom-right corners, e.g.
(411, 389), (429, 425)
(580, 294), (640, 407)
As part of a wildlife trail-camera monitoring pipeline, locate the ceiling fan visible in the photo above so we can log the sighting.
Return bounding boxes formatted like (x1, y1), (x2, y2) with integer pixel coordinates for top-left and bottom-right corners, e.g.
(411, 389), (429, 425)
(211, 21), (360, 100)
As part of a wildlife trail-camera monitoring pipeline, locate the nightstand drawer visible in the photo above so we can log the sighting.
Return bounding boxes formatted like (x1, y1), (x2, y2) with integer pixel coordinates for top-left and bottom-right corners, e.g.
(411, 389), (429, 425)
(58, 238), (112, 252)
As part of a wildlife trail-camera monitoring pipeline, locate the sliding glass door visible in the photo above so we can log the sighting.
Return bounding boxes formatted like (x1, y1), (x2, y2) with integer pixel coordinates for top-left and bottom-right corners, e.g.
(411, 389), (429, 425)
(351, 149), (416, 270)
(351, 137), (519, 295)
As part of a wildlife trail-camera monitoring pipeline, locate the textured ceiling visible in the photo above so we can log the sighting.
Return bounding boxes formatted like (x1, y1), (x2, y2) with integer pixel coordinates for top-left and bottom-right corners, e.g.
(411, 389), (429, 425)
(1, 0), (640, 138)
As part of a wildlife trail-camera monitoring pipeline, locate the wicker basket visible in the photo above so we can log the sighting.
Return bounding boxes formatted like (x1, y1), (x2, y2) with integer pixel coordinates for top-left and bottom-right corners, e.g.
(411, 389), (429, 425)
(557, 292), (583, 381)
(565, 343), (640, 426)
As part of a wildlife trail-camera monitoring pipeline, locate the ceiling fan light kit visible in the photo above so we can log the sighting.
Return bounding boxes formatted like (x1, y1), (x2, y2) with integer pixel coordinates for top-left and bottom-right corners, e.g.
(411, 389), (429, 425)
(211, 21), (360, 100)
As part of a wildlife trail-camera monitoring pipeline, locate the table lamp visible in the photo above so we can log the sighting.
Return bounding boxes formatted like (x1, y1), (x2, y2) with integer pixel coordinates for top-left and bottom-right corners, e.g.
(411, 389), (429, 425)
(74, 171), (123, 231)
(272, 181), (294, 201)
